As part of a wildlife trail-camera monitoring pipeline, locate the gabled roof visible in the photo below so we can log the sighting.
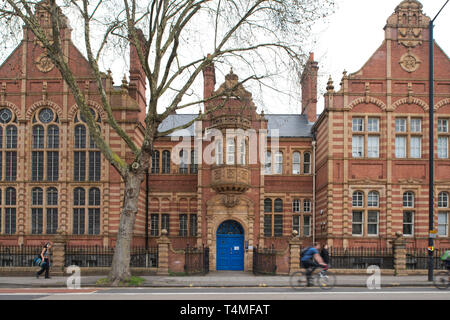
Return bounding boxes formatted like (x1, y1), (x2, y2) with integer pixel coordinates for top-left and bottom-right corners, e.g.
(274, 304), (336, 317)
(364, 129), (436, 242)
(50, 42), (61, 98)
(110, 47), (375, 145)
(157, 114), (313, 138)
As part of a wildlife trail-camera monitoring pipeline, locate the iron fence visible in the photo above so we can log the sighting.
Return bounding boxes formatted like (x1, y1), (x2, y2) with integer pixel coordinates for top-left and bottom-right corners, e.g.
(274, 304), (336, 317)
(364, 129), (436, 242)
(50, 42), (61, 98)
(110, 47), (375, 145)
(0, 245), (42, 267)
(328, 247), (394, 269)
(184, 245), (209, 274)
(406, 248), (449, 270)
(253, 245), (277, 275)
(64, 245), (158, 268)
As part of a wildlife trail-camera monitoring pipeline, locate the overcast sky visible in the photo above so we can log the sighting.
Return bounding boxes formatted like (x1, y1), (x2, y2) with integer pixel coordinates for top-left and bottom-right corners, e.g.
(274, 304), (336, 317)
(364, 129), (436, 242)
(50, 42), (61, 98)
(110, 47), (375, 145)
(311, 0), (450, 114)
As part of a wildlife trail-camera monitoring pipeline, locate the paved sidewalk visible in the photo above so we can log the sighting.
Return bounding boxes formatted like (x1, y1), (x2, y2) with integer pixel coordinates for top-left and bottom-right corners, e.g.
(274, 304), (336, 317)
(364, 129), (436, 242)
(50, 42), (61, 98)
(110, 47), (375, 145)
(0, 271), (438, 288)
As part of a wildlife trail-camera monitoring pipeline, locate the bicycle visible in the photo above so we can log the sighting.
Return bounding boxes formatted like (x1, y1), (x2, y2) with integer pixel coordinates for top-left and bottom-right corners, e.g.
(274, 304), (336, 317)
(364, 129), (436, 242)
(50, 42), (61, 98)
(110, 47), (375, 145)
(433, 264), (450, 290)
(290, 266), (336, 290)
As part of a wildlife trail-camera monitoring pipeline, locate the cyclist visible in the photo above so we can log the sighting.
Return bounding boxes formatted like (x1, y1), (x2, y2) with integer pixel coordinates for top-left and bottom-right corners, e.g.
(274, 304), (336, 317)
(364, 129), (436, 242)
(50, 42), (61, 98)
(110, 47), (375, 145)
(300, 242), (328, 286)
(441, 250), (450, 270)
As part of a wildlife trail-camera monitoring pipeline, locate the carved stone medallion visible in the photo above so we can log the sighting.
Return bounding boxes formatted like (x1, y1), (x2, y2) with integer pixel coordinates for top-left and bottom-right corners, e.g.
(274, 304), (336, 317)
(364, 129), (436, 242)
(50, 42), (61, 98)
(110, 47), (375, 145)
(36, 53), (55, 73)
(399, 52), (421, 73)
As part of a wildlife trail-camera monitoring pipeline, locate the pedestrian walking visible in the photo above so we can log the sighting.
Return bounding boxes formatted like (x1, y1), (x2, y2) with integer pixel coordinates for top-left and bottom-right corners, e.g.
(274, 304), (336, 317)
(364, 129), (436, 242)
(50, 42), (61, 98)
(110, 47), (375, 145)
(36, 242), (52, 279)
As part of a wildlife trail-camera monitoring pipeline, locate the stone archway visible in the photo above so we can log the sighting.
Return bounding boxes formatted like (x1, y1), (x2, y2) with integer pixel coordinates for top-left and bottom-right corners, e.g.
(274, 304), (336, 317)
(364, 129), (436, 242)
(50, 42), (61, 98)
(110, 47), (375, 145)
(206, 194), (255, 271)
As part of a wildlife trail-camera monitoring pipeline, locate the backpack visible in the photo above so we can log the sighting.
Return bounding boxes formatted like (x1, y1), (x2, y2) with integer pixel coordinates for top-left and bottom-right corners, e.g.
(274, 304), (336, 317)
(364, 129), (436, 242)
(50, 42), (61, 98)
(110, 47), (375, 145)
(300, 247), (312, 259)
(33, 256), (42, 266)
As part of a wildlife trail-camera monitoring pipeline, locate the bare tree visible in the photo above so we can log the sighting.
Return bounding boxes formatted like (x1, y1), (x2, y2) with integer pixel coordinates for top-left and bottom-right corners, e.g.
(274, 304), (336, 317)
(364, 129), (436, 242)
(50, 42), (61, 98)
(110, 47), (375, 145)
(0, 0), (334, 285)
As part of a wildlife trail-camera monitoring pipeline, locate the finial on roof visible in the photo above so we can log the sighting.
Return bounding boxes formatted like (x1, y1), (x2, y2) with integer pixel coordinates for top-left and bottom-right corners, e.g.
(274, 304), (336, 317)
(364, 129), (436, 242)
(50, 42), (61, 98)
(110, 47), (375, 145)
(326, 75), (334, 92)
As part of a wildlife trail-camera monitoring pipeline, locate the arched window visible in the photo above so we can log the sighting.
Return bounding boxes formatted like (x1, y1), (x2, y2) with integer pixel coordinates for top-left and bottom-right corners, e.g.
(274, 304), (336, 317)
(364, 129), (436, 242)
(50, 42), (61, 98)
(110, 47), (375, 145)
(88, 187), (101, 235)
(74, 108), (101, 182)
(46, 188), (58, 234)
(4, 187), (16, 234)
(162, 150), (171, 174)
(264, 151), (272, 175)
(0, 108), (18, 182)
(32, 108), (59, 181)
(368, 191), (379, 207)
(179, 149), (188, 174)
(73, 187), (85, 235)
(264, 198), (272, 213)
(303, 152), (311, 174)
(31, 187), (43, 234)
(274, 152), (283, 174)
(274, 198), (283, 212)
(190, 150), (198, 174)
(352, 191), (364, 207)
(151, 150), (160, 174)
(292, 152), (300, 174)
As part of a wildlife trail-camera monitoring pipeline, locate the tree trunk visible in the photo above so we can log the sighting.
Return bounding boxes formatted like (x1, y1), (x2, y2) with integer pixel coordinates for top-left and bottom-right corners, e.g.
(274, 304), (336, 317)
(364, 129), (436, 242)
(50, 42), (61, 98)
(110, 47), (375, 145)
(108, 171), (143, 285)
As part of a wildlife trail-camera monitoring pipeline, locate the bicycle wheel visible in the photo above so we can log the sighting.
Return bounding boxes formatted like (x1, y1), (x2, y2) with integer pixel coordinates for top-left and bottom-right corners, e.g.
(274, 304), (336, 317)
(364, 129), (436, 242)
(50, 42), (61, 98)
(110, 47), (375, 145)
(433, 271), (450, 290)
(317, 270), (336, 290)
(289, 271), (307, 290)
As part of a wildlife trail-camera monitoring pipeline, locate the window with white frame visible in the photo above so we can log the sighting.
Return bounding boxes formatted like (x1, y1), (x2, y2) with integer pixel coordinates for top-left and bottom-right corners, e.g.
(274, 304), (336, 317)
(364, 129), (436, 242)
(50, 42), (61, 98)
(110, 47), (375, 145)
(303, 216), (311, 237)
(274, 152), (283, 174)
(368, 118), (379, 132)
(410, 118), (422, 133)
(352, 135), (364, 158)
(226, 138), (235, 165)
(403, 191), (414, 208)
(438, 119), (449, 159)
(368, 136), (379, 158)
(303, 199), (311, 213)
(438, 119), (448, 133)
(395, 117), (422, 159)
(352, 191), (364, 207)
(352, 211), (363, 235)
(292, 152), (300, 174)
(410, 136), (421, 158)
(352, 118), (364, 132)
(367, 211), (379, 236)
(367, 191), (379, 207)
(395, 118), (407, 132)
(438, 192), (449, 237)
(303, 152), (311, 174)
(403, 211), (414, 236)
(292, 199), (300, 213)
(395, 136), (406, 158)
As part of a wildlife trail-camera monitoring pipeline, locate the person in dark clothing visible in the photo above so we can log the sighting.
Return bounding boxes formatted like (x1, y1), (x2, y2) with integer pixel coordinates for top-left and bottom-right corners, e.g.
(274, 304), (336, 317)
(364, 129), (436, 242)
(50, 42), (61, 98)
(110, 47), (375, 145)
(36, 242), (52, 279)
(320, 244), (330, 265)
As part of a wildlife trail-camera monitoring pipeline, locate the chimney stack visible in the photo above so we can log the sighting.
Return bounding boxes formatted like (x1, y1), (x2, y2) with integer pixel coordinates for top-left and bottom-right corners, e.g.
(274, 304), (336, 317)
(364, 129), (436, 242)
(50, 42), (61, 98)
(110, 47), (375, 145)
(202, 55), (216, 104)
(300, 52), (319, 123)
(129, 29), (147, 122)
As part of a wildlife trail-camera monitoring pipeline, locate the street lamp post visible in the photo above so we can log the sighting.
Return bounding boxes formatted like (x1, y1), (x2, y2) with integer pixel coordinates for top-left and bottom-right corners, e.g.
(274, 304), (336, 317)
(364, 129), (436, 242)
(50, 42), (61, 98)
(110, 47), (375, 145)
(428, 0), (449, 282)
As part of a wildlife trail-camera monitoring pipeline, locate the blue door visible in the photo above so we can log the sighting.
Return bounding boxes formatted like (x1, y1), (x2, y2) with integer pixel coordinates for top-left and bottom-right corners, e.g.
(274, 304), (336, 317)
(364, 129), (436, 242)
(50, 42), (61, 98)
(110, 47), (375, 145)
(216, 220), (244, 271)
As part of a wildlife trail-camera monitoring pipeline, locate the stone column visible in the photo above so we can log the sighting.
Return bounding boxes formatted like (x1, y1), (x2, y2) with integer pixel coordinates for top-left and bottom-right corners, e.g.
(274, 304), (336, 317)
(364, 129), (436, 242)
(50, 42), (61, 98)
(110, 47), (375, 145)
(390, 232), (407, 276)
(157, 229), (171, 275)
(51, 229), (67, 277)
(289, 231), (302, 274)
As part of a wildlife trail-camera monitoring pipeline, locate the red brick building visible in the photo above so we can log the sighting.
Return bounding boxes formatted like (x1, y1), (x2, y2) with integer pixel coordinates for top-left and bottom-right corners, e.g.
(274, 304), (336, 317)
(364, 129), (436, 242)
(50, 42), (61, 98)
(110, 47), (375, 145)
(0, 0), (448, 273)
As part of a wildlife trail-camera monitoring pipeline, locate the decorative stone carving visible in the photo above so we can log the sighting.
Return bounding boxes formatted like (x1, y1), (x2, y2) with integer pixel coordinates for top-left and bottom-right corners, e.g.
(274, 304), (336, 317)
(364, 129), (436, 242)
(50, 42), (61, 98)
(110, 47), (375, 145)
(221, 194), (241, 208)
(399, 51), (421, 73)
(398, 27), (423, 48)
(36, 53), (55, 73)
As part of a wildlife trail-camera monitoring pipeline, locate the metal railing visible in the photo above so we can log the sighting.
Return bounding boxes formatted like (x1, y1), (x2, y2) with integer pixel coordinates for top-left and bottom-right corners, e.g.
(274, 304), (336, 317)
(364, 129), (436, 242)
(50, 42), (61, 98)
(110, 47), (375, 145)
(64, 245), (158, 268)
(0, 245), (42, 267)
(184, 245), (209, 275)
(406, 248), (449, 270)
(253, 245), (277, 275)
(328, 247), (394, 269)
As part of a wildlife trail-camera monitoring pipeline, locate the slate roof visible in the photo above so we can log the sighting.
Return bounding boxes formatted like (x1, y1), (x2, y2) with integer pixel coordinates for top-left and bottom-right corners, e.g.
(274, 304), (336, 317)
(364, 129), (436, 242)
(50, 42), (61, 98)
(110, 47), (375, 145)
(157, 114), (313, 138)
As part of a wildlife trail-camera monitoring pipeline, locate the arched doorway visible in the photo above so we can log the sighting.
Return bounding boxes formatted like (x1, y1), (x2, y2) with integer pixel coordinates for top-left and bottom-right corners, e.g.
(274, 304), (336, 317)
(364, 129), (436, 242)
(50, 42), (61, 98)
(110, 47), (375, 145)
(216, 220), (244, 271)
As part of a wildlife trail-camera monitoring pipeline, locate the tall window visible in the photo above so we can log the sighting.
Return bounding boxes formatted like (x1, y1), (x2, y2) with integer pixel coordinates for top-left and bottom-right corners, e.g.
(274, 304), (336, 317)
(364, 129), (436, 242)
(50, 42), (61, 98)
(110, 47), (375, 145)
(239, 139), (246, 165)
(179, 149), (188, 174)
(150, 213), (170, 236)
(352, 191), (379, 236)
(179, 214), (187, 236)
(438, 119), (449, 159)
(264, 198), (283, 237)
(162, 150), (171, 174)
(4, 187), (16, 234)
(215, 139), (223, 165)
(274, 152), (283, 174)
(0, 108), (18, 182)
(31, 187), (43, 234)
(395, 117), (422, 159)
(264, 151), (271, 175)
(303, 152), (311, 174)
(292, 152), (300, 174)
(46, 188), (58, 234)
(226, 138), (235, 165)
(190, 150), (198, 174)
(403, 191), (415, 236)
(32, 108), (59, 181)
(88, 188), (101, 235)
(438, 192), (449, 237)
(352, 117), (379, 158)
(73, 187), (85, 235)
(74, 109), (101, 182)
(151, 150), (160, 174)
